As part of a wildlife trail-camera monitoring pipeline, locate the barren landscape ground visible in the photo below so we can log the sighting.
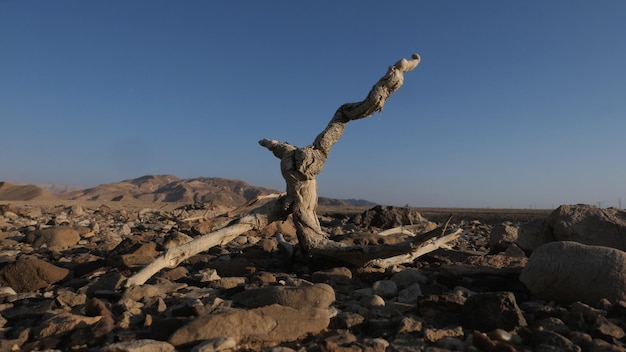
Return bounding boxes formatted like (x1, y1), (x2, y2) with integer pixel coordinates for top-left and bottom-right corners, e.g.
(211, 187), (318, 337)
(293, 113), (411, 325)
(4, 191), (626, 351)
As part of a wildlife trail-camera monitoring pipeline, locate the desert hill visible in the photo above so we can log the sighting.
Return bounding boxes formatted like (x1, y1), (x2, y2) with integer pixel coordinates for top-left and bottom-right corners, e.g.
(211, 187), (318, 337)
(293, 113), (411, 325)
(58, 175), (280, 206)
(0, 182), (59, 201)
(2, 175), (377, 206)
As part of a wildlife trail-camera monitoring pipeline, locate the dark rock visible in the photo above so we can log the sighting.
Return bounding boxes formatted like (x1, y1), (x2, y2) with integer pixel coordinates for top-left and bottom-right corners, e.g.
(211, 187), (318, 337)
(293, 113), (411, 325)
(463, 291), (527, 332)
(520, 241), (626, 304)
(232, 283), (335, 309)
(488, 224), (518, 253)
(418, 293), (465, 327)
(24, 227), (81, 250)
(528, 330), (581, 352)
(0, 256), (69, 292)
(356, 206), (426, 228)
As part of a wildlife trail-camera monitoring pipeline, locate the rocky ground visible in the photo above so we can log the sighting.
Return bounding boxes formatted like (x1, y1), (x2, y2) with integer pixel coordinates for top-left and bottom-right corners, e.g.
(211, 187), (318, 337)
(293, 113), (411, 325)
(1, 200), (626, 352)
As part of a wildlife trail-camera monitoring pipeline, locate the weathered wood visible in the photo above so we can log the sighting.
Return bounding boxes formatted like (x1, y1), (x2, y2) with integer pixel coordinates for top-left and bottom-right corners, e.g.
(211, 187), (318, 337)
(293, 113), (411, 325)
(260, 54), (422, 258)
(126, 54), (433, 286)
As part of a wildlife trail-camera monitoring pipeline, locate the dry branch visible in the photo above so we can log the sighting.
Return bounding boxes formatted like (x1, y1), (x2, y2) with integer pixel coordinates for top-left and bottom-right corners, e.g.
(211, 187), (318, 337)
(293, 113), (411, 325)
(126, 54), (433, 286)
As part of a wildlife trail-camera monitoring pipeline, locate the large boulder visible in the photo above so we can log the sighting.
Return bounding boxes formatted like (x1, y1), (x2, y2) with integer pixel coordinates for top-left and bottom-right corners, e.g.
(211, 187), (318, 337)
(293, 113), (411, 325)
(517, 204), (626, 252)
(520, 241), (626, 304)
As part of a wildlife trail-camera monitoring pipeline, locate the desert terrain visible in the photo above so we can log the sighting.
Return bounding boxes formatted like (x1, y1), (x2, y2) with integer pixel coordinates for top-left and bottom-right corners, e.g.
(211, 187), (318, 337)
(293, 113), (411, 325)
(1, 177), (625, 351)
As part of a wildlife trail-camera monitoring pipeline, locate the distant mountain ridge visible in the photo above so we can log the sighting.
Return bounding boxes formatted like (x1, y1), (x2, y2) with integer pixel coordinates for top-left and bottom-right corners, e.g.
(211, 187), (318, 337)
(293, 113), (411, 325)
(0, 181), (58, 201)
(1, 175), (377, 207)
(58, 175), (278, 206)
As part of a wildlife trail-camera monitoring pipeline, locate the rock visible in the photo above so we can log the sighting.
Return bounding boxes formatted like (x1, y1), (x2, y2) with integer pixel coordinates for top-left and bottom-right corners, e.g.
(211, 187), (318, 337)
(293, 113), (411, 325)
(190, 337), (236, 352)
(356, 205), (426, 228)
(397, 283), (423, 304)
(520, 241), (626, 304)
(168, 304), (330, 347)
(0, 256), (69, 292)
(56, 289), (87, 307)
(592, 315), (625, 339)
(331, 311), (366, 329)
(423, 326), (463, 343)
(100, 339), (176, 352)
(361, 294), (386, 308)
(24, 227), (81, 250)
(117, 242), (160, 268)
(312, 267), (353, 285)
(462, 291), (527, 332)
(36, 311), (102, 339)
(232, 283), (335, 309)
(488, 224), (518, 253)
(260, 217), (297, 238)
(372, 280), (398, 299)
(518, 204), (626, 251)
(418, 293), (466, 327)
(390, 269), (428, 289)
(528, 330), (581, 352)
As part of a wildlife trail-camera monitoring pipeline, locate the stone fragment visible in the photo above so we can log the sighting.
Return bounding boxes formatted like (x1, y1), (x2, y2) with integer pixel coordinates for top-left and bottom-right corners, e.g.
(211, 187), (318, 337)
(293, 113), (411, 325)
(390, 269), (428, 289)
(168, 304), (330, 347)
(397, 283), (422, 304)
(122, 283), (185, 302)
(312, 267), (353, 285)
(488, 224), (518, 253)
(462, 291), (527, 332)
(418, 293), (465, 327)
(119, 242), (159, 268)
(423, 326), (463, 343)
(209, 277), (247, 289)
(0, 256), (69, 292)
(232, 283), (334, 309)
(592, 315), (625, 339)
(100, 339), (176, 352)
(190, 337), (236, 352)
(24, 227), (81, 250)
(330, 311), (365, 329)
(36, 311), (102, 339)
(372, 280), (398, 299)
(528, 330), (581, 352)
(520, 241), (626, 304)
(56, 289), (87, 307)
(361, 295), (385, 308)
(396, 315), (423, 334)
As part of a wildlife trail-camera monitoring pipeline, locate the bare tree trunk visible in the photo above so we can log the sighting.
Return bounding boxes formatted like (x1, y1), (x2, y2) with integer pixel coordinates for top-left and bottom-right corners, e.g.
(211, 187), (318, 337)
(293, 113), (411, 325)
(126, 54), (462, 286)
(259, 54), (425, 261)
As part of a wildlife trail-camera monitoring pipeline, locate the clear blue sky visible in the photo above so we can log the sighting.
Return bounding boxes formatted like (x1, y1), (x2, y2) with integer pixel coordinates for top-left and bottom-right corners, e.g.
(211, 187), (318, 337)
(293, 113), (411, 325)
(2, 1), (625, 208)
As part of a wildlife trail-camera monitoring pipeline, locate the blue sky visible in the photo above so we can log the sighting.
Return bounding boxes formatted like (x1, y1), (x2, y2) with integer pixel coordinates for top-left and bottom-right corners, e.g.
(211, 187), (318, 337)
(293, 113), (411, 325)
(1, 1), (625, 208)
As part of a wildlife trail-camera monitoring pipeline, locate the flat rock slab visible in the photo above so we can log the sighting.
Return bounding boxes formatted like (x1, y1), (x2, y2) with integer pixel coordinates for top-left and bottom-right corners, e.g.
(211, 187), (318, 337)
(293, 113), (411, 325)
(232, 283), (335, 309)
(168, 304), (330, 347)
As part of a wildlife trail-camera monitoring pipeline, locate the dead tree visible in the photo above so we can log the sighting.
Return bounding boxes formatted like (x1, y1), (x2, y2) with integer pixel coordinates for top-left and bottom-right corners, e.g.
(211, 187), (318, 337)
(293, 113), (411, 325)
(126, 53), (461, 287)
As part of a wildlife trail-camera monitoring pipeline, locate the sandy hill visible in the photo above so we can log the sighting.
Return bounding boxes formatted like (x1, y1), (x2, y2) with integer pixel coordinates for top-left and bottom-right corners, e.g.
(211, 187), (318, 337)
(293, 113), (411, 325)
(58, 175), (281, 206)
(0, 182), (59, 201)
